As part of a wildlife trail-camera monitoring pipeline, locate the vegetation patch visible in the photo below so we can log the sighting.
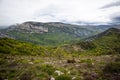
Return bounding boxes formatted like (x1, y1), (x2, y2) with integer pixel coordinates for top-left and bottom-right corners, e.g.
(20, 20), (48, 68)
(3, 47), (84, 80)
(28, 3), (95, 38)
(103, 62), (120, 74)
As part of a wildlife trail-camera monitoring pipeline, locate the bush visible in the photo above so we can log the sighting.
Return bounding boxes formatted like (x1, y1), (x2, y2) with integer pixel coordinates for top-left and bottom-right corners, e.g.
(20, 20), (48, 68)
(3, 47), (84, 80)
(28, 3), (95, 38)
(0, 58), (7, 65)
(103, 62), (120, 74)
(19, 72), (32, 80)
(37, 64), (55, 75)
(67, 59), (76, 63)
(56, 75), (71, 80)
(79, 59), (94, 64)
(76, 41), (96, 50)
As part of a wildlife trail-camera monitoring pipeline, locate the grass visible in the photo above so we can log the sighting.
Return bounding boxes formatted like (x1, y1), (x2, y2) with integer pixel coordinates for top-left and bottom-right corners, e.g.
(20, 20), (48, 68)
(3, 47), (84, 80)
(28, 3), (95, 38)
(0, 54), (119, 80)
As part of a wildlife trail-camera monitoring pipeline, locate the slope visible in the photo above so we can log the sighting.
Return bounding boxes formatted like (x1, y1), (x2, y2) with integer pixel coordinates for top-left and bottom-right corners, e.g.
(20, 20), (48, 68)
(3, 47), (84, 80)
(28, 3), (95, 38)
(76, 28), (119, 55)
(0, 38), (46, 55)
(92, 28), (120, 54)
(0, 21), (107, 46)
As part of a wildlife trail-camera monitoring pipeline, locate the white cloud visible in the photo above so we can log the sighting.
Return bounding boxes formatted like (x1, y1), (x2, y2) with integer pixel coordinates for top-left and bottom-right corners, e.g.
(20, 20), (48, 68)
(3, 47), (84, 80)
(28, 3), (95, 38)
(0, 0), (119, 26)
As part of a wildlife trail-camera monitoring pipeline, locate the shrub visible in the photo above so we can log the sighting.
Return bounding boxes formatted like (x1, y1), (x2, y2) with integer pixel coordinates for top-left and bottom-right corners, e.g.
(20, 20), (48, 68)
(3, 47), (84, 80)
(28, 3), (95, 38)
(76, 41), (96, 50)
(0, 58), (7, 65)
(83, 72), (98, 80)
(38, 73), (48, 78)
(56, 75), (71, 80)
(67, 59), (76, 63)
(19, 72), (32, 80)
(79, 59), (94, 64)
(37, 64), (55, 75)
(103, 62), (120, 74)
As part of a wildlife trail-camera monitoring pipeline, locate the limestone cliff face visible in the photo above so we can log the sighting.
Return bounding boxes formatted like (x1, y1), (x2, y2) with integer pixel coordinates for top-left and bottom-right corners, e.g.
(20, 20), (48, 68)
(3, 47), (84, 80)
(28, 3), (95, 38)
(6, 22), (94, 37)
(8, 22), (48, 33)
(0, 32), (9, 38)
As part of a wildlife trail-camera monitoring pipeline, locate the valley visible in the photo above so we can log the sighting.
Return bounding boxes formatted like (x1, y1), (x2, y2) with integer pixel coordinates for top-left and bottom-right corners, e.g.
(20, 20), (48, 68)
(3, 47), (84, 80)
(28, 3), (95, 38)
(0, 22), (120, 80)
(0, 22), (110, 46)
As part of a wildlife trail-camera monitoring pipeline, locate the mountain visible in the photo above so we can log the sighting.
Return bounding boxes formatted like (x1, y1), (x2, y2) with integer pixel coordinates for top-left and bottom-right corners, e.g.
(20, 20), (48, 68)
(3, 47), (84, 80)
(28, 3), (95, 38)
(0, 21), (108, 46)
(84, 28), (120, 54)
(108, 24), (120, 29)
(0, 32), (9, 38)
(95, 27), (120, 38)
(45, 27), (120, 55)
(86, 27), (120, 41)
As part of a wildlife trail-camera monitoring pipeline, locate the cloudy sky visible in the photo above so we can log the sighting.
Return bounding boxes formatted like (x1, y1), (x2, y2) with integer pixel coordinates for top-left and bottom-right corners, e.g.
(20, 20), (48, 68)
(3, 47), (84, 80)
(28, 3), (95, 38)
(0, 0), (120, 26)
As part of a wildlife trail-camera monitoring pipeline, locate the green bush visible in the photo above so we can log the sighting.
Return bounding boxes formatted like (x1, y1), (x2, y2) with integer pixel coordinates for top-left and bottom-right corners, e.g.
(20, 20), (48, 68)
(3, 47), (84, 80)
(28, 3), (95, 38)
(67, 59), (76, 63)
(37, 64), (55, 75)
(79, 59), (94, 64)
(56, 75), (71, 80)
(76, 41), (96, 50)
(103, 62), (120, 74)
(0, 58), (7, 65)
(19, 71), (32, 80)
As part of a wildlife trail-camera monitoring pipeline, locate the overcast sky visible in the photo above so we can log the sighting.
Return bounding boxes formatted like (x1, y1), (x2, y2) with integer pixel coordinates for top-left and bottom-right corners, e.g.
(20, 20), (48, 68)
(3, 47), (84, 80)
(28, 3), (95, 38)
(0, 0), (120, 26)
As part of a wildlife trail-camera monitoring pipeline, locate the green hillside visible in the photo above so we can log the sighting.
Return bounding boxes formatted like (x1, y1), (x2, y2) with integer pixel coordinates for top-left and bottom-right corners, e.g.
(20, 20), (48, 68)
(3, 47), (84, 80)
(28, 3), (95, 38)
(0, 38), (47, 55)
(73, 28), (120, 55)
(3, 31), (75, 46)
(92, 28), (120, 55)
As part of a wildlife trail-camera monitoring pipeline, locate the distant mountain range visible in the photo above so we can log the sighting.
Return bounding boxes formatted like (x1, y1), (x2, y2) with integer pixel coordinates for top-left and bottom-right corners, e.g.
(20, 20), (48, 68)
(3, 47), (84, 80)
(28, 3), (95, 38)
(0, 21), (119, 45)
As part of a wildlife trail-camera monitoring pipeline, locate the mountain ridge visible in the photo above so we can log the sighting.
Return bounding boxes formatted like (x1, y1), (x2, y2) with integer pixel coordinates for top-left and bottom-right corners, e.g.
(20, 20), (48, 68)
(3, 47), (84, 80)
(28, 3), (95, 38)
(0, 21), (109, 45)
(85, 27), (120, 41)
